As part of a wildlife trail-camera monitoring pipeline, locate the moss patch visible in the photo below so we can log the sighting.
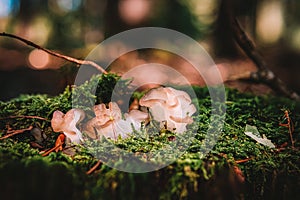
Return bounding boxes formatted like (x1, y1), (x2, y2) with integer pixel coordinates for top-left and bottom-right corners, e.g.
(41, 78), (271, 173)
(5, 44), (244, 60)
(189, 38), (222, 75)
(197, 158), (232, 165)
(0, 74), (300, 199)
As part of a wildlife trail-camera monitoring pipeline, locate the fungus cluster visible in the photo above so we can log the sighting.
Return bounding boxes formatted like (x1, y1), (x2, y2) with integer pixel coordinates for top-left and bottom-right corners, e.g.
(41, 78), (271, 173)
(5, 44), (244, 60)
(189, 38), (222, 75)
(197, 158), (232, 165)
(84, 102), (148, 140)
(51, 87), (196, 143)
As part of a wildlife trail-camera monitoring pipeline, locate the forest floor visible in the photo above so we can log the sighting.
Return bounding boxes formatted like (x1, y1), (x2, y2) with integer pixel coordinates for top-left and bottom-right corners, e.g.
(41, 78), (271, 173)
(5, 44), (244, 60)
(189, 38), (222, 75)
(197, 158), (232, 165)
(0, 74), (299, 200)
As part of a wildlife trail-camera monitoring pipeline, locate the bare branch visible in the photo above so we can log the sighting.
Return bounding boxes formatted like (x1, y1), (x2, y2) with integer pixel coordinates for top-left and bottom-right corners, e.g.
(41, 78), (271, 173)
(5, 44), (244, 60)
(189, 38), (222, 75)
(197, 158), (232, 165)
(0, 115), (49, 121)
(86, 160), (102, 175)
(41, 143), (63, 156)
(222, 0), (300, 100)
(231, 19), (300, 100)
(0, 126), (33, 140)
(0, 32), (108, 74)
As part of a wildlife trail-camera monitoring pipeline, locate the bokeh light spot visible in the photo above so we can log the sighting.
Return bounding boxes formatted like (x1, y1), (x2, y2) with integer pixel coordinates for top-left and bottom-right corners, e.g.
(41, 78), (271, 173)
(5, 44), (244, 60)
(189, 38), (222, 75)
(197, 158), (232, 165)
(256, 0), (284, 44)
(28, 49), (50, 69)
(118, 0), (151, 25)
(0, 0), (19, 17)
(57, 0), (81, 12)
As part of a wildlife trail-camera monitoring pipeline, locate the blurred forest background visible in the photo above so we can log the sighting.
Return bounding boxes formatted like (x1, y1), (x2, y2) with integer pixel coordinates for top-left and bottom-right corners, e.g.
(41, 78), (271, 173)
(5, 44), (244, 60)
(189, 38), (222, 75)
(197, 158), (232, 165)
(0, 0), (300, 100)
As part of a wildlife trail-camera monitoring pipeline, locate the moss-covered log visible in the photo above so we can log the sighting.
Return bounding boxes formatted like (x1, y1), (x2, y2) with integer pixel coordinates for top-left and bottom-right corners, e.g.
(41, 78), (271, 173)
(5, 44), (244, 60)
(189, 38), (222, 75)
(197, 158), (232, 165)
(0, 74), (299, 199)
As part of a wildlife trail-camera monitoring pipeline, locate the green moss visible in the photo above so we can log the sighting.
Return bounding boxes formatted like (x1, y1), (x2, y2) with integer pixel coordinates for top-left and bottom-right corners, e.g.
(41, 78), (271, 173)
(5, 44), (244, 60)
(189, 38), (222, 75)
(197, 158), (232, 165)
(0, 73), (300, 199)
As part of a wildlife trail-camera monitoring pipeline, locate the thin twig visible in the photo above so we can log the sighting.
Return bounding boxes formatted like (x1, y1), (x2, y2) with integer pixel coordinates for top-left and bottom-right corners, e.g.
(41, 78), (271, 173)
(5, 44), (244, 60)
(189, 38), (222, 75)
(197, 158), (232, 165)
(41, 133), (65, 156)
(231, 19), (300, 100)
(0, 115), (49, 121)
(41, 143), (63, 156)
(223, 0), (300, 100)
(86, 160), (102, 175)
(0, 32), (108, 74)
(0, 126), (33, 140)
(279, 110), (295, 148)
(232, 19), (300, 100)
(235, 157), (252, 164)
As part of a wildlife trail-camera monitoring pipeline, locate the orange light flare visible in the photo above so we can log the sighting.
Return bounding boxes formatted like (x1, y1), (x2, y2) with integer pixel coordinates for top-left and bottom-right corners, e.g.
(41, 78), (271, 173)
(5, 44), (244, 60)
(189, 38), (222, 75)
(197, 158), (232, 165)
(28, 49), (50, 69)
(28, 49), (64, 70)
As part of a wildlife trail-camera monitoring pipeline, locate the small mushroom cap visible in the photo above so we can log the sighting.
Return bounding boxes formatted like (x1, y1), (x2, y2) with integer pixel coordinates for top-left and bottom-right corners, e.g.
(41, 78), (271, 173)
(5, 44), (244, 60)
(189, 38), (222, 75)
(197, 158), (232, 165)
(93, 102), (122, 126)
(51, 108), (85, 143)
(139, 87), (192, 107)
(139, 87), (196, 133)
(84, 102), (123, 140)
(51, 110), (65, 132)
(85, 102), (149, 141)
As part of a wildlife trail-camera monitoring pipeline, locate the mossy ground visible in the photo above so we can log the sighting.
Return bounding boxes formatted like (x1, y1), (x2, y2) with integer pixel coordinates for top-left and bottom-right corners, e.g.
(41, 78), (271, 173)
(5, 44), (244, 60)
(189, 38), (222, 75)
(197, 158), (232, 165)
(0, 74), (299, 200)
